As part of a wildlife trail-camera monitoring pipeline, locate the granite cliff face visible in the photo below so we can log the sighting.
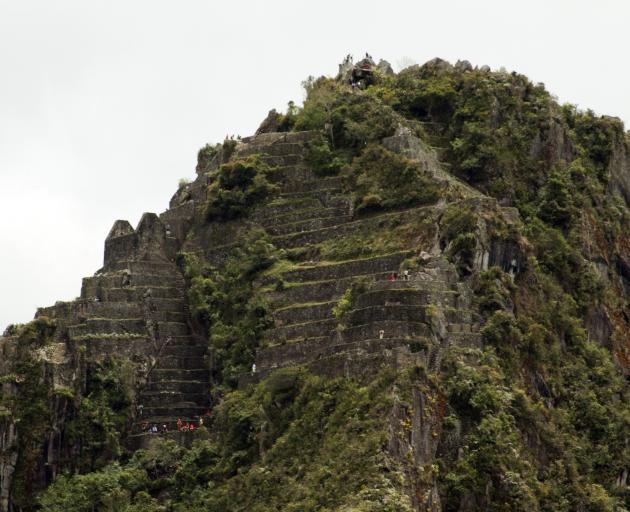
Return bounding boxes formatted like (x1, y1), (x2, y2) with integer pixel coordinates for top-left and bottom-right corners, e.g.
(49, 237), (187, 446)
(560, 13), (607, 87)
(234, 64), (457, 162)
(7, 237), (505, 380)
(3, 57), (630, 511)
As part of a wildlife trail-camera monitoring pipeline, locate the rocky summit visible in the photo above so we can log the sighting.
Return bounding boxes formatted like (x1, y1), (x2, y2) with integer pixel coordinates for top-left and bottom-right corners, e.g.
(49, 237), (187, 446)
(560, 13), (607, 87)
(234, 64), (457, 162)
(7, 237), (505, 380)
(3, 55), (630, 511)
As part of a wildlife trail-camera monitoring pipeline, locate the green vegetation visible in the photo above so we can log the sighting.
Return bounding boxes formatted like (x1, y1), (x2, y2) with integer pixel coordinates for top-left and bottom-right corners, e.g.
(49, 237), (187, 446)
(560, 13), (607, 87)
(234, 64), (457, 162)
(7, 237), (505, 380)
(8, 58), (630, 511)
(319, 210), (438, 261)
(291, 77), (419, 153)
(205, 155), (277, 220)
(289, 59), (630, 509)
(304, 133), (345, 176)
(64, 358), (133, 472)
(183, 229), (277, 388)
(440, 204), (478, 274)
(345, 144), (439, 214)
(40, 369), (411, 512)
(333, 278), (368, 323)
(197, 142), (220, 163)
(0, 318), (134, 510)
(440, 273), (630, 510)
(3, 317), (57, 508)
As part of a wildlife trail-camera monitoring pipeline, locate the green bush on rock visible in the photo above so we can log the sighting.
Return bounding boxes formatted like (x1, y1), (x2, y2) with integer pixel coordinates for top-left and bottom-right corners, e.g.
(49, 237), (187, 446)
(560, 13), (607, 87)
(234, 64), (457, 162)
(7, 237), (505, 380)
(345, 144), (439, 214)
(205, 155), (277, 220)
(39, 369), (410, 512)
(183, 229), (277, 388)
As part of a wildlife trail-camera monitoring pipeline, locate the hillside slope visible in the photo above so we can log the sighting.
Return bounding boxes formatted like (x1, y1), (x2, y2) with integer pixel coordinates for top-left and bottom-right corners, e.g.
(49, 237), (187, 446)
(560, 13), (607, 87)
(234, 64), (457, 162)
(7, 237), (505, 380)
(2, 56), (630, 511)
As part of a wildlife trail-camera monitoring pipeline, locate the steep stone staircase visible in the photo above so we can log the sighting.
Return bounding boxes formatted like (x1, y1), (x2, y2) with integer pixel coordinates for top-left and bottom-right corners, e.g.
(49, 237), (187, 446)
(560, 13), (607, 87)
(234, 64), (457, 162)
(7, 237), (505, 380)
(246, 253), (481, 383)
(35, 128), (484, 439)
(218, 130), (484, 385)
(78, 258), (210, 432)
(36, 211), (211, 444)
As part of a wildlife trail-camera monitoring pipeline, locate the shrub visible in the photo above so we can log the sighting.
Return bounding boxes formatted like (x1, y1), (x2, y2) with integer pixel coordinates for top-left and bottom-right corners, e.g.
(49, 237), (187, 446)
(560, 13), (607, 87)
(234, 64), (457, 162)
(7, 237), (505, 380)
(293, 77), (418, 154)
(205, 156), (277, 220)
(185, 229), (277, 387)
(333, 279), (369, 323)
(440, 204), (478, 273)
(304, 134), (345, 176)
(472, 267), (515, 315)
(537, 165), (578, 230)
(345, 145), (439, 214)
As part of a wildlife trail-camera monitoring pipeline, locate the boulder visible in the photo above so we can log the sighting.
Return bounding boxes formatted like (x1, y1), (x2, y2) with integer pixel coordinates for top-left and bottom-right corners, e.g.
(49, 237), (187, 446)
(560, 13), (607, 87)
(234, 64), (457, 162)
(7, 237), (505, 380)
(455, 59), (473, 72)
(377, 59), (395, 76)
(255, 109), (282, 135)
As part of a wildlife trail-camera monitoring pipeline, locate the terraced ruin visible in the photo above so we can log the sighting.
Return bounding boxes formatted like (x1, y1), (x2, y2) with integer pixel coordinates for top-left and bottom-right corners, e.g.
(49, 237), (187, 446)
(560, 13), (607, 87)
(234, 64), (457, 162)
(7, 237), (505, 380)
(5, 56), (630, 511)
(29, 127), (513, 443)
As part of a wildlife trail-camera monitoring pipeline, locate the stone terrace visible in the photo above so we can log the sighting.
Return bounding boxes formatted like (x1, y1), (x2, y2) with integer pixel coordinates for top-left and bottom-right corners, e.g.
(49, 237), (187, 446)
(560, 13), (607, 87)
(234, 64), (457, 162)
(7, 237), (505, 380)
(34, 128), (485, 440)
(38, 214), (210, 438)
(218, 131), (484, 386)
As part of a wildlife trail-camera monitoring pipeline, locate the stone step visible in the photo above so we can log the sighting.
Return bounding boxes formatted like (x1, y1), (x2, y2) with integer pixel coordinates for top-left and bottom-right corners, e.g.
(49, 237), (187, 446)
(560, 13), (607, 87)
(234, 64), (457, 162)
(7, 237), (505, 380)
(419, 261), (460, 285)
(274, 213), (400, 250)
(133, 416), (207, 430)
(353, 289), (458, 309)
(249, 341), (421, 384)
(264, 273), (426, 309)
(278, 176), (345, 195)
(336, 321), (432, 343)
(69, 320), (191, 341)
(80, 337), (149, 356)
(347, 304), (475, 326)
(132, 424), (204, 443)
(108, 260), (180, 275)
(369, 279), (451, 293)
(273, 301), (336, 327)
(256, 336), (427, 372)
(261, 318), (337, 346)
(265, 165), (317, 184)
(68, 318), (146, 338)
(154, 322), (191, 337)
(264, 279), (350, 308)
(103, 286), (184, 302)
(157, 311), (188, 323)
(144, 380), (208, 393)
(347, 304), (431, 325)
(80, 301), (143, 319)
(152, 355), (205, 370)
(139, 391), (208, 407)
(259, 205), (351, 227)
(156, 354), (207, 370)
(73, 322), (190, 340)
(83, 273), (183, 294)
(151, 368), (210, 380)
(255, 198), (322, 218)
(304, 346), (415, 381)
(278, 188), (343, 202)
(75, 302), (186, 322)
(447, 332), (483, 348)
(159, 344), (207, 357)
(240, 130), (320, 146)
(158, 335), (203, 347)
(142, 402), (207, 419)
(146, 298), (187, 313)
(446, 322), (480, 334)
(265, 214), (353, 237)
(274, 205), (432, 251)
(279, 251), (414, 283)
(259, 154), (304, 167)
(239, 142), (307, 158)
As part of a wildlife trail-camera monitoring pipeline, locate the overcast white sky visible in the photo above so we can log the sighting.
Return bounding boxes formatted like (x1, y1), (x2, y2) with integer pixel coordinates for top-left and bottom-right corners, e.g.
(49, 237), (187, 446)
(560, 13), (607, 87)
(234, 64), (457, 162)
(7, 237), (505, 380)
(0, 0), (628, 330)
